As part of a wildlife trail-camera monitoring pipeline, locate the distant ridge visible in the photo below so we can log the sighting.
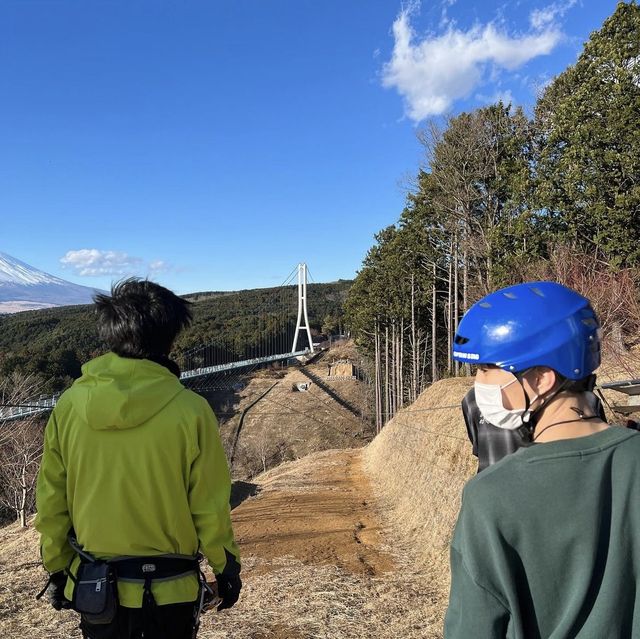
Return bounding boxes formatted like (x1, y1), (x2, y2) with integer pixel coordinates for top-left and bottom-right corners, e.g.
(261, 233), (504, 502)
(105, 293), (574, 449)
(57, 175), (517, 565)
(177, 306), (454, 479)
(0, 252), (102, 313)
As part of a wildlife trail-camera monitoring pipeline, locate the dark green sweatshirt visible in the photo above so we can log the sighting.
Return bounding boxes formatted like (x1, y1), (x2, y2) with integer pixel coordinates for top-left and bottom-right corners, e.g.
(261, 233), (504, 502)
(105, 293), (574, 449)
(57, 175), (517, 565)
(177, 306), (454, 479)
(445, 427), (640, 638)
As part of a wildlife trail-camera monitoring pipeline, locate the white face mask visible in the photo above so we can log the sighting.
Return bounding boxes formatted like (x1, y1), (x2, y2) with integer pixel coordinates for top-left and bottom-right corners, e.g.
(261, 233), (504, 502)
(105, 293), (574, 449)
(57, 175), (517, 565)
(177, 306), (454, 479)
(474, 378), (537, 431)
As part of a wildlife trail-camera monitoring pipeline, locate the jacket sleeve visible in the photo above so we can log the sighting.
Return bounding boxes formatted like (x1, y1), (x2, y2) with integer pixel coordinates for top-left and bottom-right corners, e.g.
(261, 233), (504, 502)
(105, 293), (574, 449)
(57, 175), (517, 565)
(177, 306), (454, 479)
(35, 411), (74, 573)
(461, 389), (479, 458)
(189, 404), (241, 575)
(445, 545), (511, 638)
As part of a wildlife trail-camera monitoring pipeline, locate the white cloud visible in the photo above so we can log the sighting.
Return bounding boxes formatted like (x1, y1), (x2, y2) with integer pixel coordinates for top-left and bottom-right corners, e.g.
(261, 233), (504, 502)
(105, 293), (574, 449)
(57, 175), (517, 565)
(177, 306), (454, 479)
(149, 260), (170, 274)
(440, 0), (458, 28)
(60, 249), (173, 278)
(530, 0), (577, 31)
(381, 3), (566, 121)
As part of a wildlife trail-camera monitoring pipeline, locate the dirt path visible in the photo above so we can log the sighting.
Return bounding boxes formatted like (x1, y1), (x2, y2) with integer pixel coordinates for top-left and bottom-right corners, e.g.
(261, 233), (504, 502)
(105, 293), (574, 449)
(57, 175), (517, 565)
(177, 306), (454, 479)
(201, 449), (440, 639)
(232, 449), (394, 577)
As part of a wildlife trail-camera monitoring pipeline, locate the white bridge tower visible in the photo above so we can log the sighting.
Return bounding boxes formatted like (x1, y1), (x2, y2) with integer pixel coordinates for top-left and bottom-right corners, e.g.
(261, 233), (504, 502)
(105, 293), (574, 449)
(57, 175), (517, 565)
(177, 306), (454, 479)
(291, 262), (314, 353)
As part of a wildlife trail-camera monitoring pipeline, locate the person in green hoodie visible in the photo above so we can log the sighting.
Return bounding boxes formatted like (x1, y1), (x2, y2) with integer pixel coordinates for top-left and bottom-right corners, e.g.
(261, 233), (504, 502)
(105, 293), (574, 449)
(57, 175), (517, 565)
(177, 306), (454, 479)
(35, 278), (241, 639)
(445, 281), (640, 638)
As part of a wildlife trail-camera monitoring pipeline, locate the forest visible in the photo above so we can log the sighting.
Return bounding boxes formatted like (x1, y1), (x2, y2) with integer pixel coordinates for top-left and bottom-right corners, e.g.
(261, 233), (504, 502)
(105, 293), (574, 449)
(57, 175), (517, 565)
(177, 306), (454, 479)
(345, 2), (640, 431)
(0, 280), (351, 393)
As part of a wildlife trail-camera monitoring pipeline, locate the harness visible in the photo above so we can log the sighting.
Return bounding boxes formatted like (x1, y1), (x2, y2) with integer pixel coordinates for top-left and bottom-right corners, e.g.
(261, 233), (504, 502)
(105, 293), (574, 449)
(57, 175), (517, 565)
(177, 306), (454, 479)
(67, 535), (212, 638)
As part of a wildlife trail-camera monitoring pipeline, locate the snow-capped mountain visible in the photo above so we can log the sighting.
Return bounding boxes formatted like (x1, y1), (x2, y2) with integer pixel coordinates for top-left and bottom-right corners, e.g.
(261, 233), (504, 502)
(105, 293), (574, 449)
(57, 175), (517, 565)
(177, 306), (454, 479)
(0, 252), (102, 313)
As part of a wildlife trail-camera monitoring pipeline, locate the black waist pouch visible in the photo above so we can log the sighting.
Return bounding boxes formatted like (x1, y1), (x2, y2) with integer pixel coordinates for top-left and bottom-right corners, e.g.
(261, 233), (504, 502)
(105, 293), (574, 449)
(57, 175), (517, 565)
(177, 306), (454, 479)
(72, 560), (117, 625)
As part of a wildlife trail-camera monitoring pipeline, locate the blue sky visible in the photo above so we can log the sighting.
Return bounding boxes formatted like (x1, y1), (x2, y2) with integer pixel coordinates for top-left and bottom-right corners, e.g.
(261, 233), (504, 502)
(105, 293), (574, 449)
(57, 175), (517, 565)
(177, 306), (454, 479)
(0, 0), (620, 293)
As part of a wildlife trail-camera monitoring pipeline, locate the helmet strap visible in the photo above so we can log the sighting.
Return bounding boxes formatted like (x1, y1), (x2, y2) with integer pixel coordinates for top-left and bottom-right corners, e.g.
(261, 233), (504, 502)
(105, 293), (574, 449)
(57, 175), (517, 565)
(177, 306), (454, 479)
(515, 371), (571, 435)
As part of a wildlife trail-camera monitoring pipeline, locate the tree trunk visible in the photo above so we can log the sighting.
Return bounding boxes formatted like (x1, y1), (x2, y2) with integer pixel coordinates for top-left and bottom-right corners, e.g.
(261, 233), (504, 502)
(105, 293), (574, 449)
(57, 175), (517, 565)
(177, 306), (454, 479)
(411, 274), (418, 403)
(432, 263), (438, 382)
(385, 324), (390, 425)
(374, 321), (382, 433)
(399, 318), (404, 410)
(19, 459), (27, 528)
(421, 330), (429, 392)
(454, 232), (460, 376)
(463, 247), (471, 376)
(447, 241), (453, 375)
(391, 321), (395, 416)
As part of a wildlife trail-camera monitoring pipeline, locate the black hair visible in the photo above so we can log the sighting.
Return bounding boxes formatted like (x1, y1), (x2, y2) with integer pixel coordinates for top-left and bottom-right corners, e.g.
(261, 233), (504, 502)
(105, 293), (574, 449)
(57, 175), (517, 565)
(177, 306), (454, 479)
(94, 278), (192, 359)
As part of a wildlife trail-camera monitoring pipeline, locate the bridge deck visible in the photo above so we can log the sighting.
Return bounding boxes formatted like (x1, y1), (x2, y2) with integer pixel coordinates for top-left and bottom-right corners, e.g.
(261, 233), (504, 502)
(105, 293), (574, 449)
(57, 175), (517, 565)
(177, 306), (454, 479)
(0, 350), (310, 422)
(180, 349), (309, 379)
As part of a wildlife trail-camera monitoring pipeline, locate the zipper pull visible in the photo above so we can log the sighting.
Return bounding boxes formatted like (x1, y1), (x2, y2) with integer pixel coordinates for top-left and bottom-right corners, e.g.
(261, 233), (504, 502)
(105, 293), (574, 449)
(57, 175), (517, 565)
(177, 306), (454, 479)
(95, 580), (102, 593)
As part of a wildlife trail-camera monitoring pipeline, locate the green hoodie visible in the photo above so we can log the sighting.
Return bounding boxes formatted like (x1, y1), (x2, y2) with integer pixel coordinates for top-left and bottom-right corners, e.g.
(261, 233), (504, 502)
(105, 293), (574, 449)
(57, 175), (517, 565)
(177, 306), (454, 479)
(35, 353), (240, 607)
(445, 427), (640, 638)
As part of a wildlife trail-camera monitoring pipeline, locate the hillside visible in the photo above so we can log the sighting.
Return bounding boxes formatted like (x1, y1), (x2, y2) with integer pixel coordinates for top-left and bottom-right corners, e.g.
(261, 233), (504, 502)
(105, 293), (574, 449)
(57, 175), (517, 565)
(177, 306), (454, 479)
(209, 342), (373, 479)
(364, 377), (475, 629)
(0, 449), (445, 639)
(0, 280), (351, 392)
(0, 377), (470, 639)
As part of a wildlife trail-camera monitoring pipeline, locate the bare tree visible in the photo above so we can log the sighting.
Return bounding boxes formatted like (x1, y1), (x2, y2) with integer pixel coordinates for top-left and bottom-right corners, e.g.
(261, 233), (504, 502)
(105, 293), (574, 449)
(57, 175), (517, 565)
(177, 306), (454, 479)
(0, 372), (46, 527)
(513, 245), (640, 375)
(0, 418), (44, 527)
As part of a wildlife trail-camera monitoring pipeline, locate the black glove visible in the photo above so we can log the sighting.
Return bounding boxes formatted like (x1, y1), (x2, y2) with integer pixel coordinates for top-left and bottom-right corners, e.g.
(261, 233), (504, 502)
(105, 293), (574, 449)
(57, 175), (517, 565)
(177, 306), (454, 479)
(41, 571), (71, 611)
(215, 573), (242, 611)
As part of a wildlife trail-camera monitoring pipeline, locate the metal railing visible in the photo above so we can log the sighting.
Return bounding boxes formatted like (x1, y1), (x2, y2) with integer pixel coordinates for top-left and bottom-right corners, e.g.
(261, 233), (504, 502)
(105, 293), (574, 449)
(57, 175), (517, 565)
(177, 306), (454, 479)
(180, 349), (310, 380)
(0, 349), (312, 422)
(0, 394), (62, 422)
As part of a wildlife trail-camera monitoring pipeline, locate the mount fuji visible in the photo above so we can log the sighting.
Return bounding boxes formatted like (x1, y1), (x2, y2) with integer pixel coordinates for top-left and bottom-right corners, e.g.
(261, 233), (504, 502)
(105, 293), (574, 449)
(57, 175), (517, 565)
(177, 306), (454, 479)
(0, 252), (102, 313)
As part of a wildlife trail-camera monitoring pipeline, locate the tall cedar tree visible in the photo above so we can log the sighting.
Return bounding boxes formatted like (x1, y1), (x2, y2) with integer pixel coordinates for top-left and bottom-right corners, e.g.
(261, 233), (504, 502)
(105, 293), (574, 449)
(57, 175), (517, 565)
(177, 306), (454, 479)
(534, 0), (640, 267)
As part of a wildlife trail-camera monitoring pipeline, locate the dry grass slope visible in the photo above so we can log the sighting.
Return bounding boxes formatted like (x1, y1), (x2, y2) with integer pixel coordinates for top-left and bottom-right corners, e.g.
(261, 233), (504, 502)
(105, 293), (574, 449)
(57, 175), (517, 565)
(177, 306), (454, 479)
(3, 350), (637, 638)
(222, 348), (372, 479)
(364, 378), (477, 631)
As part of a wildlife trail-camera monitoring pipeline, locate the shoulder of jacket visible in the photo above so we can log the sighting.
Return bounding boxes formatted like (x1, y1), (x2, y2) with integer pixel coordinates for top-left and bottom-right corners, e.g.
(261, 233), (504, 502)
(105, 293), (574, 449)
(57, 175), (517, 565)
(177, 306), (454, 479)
(463, 453), (525, 504)
(52, 386), (77, 414)
(176, 387), (215, 414)
(609, 428), (640, 455)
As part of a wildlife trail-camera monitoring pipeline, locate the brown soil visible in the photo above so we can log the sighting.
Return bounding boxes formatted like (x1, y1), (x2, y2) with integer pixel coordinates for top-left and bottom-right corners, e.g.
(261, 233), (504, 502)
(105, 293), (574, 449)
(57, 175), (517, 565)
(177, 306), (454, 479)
(200, 449), (438, 639)
(231, 449), (394, 577)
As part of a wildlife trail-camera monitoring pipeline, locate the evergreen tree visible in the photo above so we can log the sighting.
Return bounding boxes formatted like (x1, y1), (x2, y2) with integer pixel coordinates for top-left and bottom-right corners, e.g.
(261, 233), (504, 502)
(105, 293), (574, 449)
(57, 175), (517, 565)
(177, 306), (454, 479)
(534, 0), (640, 267)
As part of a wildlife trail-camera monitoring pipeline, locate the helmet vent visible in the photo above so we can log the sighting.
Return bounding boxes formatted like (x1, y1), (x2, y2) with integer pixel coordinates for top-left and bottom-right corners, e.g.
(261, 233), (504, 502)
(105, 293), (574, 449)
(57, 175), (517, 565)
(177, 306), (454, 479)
(503, 292), (517, 299)
(454, 335), (470, 345)
(479, 302), (492, 308)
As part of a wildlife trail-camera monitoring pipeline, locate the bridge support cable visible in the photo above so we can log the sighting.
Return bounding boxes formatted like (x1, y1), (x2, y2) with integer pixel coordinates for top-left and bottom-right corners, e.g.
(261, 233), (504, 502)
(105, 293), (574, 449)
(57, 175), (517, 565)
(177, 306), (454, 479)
(181, 264), (302, 376)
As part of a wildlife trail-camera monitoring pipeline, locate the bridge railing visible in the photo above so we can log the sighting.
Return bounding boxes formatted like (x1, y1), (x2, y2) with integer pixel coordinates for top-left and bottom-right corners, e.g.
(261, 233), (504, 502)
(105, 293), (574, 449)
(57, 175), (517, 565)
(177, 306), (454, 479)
(0, 349), (312, 422)
(180, 349), (310, 380)
(0, 394), (62, 422)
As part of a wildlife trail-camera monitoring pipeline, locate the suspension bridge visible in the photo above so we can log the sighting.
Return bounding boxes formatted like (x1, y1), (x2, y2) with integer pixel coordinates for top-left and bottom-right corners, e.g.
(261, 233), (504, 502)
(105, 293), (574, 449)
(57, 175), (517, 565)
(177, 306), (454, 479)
(0, 263), (318, 423)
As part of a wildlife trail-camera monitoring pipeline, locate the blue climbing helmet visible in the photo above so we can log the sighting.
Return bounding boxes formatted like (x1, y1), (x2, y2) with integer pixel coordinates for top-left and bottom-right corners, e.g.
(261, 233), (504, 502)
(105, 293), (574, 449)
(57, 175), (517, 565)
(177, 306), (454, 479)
(452, 282), (601, 380)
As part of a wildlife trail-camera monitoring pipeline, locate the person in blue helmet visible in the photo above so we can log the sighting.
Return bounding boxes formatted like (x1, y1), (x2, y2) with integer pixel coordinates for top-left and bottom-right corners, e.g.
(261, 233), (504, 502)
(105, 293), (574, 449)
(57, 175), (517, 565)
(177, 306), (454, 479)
(444, 281), (640, 638)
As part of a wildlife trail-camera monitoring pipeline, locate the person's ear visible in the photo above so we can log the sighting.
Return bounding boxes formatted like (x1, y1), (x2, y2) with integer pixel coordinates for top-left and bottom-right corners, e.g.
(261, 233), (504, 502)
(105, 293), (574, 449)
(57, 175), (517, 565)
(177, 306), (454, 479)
(532, 367), (557, 396)
(522, 367), (557, 398)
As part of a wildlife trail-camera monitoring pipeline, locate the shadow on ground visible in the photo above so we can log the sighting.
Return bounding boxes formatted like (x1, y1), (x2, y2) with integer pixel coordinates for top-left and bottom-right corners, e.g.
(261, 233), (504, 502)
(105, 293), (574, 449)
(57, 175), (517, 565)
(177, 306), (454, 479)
(231, 481), (260, 509)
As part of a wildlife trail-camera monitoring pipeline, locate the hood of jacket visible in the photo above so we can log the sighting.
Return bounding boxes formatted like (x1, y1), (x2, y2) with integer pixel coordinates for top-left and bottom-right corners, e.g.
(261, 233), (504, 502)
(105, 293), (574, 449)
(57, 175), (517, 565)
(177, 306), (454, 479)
(68, 352), (185, 430)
